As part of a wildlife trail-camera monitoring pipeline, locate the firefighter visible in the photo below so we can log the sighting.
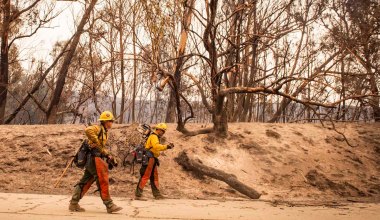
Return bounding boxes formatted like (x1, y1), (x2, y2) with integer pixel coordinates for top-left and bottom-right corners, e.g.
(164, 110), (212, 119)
(135, 123), (174, 199)
(69, 111), (123, 213)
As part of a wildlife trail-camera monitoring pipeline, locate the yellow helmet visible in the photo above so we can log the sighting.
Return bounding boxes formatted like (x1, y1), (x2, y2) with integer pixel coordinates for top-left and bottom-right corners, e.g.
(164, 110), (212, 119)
(155, 123), (167, 131)
(98, 111), (115, 121)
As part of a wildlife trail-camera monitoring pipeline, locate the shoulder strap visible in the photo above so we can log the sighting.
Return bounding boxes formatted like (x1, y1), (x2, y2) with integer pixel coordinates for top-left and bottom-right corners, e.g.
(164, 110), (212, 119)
(98, 125), (105, 144)
(98, 126), (103, 138)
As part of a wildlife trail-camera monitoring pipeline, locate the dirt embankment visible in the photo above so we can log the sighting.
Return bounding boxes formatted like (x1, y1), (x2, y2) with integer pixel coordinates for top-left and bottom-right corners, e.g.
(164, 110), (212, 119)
(0, 123), (379, 204)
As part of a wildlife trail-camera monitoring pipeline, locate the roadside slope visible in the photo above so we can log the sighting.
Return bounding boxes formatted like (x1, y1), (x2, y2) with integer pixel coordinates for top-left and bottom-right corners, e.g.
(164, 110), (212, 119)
(0, 123), (379, 203)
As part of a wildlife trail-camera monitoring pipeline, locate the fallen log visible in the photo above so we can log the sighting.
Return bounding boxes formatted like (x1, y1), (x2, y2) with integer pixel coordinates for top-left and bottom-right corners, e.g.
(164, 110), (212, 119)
(175, 151), (261, 199)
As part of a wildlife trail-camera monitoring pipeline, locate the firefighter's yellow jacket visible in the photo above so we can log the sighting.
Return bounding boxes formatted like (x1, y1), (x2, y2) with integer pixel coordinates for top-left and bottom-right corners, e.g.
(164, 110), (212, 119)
(85, 124), (109, 156)
(145, 131), (167, 158)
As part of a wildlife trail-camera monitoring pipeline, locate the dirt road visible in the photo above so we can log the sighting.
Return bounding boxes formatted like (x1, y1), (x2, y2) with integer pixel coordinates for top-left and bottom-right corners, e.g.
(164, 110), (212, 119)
(0, 193), (378, 220)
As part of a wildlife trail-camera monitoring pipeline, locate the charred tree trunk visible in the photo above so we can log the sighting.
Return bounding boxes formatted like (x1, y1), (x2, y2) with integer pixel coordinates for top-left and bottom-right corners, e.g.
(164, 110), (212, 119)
(165, 0), (196, 130)
(118, 2), (125, 124)
(46, 0), (98, 124)
(203, 0), (227, 136)
(132, 3), (137, 123)
(89, 34), (101, 114)
(0, 0), (11, 124)
(110, 29), (117, 118)
(165, 91), (177, 123)
(213, 95), (228, 136)
(240, 1), (258, 122)
(225, 1), (240, 122)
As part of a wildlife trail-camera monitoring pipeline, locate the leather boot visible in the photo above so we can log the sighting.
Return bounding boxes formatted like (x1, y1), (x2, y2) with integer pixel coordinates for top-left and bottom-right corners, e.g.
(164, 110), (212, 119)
(152, 189), (164, 200)
(154, 194), (165, 200)
(135, 187), (143, 198)
(69, 202), (85, 212)
(106, 203), (123, 213)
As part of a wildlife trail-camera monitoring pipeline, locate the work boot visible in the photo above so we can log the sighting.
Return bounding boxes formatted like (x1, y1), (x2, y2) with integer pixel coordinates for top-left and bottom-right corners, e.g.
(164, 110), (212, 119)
(154, 194), (165, 200)
(106, 203), (123, 214)
(135, 187), (143, 198)
(69, 203), (85, 212)
(153, 190), (164, 200)
(152, 187), (164, 200)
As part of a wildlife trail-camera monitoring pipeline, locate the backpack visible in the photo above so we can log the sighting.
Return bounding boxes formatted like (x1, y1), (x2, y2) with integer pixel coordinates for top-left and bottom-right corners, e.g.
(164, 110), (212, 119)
(134, 144), (147, 164)
(135, 132), (158, 163)
(73, 140), (90, 168)
(124, 133), (157, 174)
(73, 127), (103, 169)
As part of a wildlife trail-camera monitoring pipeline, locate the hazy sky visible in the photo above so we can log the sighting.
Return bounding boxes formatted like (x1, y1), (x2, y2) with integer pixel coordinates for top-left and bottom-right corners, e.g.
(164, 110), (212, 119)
(17, 1), (82, 68)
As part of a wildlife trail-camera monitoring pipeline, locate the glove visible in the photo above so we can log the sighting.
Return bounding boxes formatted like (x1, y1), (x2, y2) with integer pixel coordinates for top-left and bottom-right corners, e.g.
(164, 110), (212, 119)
(167, 143), (174, 149)
(107, 156), (118, 170)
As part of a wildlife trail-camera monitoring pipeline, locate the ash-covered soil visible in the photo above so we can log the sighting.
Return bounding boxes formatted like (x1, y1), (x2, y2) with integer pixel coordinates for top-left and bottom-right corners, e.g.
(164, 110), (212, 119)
(1, 123), (379, 204)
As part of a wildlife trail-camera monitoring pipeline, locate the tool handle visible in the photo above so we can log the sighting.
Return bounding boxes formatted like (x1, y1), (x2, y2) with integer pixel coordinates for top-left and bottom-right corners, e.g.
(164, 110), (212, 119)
(54, 157), (75, 188)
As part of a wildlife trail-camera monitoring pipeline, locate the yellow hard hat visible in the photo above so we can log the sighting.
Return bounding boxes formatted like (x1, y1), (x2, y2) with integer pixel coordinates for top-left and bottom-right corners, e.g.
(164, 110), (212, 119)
(98, 111), (115, 121)
(155, 123), (167, 131)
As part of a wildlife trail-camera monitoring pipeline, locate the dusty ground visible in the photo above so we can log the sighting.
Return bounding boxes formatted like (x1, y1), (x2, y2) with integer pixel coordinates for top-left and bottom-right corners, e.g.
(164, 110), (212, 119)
(0, 193), (379, 220)
(0, 123), (380, 204)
